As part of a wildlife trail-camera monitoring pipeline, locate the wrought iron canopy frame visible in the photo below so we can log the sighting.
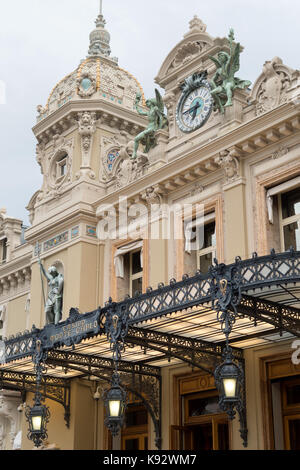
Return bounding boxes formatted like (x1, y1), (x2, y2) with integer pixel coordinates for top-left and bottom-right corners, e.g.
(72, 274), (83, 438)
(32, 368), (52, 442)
(4, 249), (300, 365)
(0, 369), (71, 427)
(2, 249), (300, 449)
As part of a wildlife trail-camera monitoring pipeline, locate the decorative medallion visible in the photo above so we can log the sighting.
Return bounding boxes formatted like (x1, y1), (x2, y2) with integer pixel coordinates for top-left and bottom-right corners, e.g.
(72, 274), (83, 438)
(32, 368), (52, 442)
(77, 71), (97, 98)
(176, 71), (213, 133)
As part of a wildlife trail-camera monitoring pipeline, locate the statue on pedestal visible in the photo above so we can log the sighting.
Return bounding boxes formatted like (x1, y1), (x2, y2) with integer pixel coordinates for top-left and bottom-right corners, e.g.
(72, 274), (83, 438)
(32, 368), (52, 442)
(38, 260), (64, 325)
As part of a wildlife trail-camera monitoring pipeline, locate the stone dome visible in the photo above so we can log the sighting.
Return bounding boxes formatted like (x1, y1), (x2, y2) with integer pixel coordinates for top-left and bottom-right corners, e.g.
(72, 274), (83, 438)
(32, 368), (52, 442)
(36, 10), (145, 122)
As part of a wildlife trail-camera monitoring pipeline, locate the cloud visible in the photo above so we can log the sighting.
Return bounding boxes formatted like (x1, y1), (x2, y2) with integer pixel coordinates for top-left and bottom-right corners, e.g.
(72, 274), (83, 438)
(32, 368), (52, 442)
(0, 0), (299, 224)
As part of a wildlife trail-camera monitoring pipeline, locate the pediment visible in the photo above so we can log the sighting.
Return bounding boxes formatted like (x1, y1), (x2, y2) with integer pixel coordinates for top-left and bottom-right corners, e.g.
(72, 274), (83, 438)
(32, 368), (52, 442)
(156, 32), (215, 86)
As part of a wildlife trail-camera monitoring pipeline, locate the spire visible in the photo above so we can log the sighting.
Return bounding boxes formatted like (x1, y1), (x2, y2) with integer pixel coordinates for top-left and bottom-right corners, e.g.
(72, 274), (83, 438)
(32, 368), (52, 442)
(88, 0), (111, 58)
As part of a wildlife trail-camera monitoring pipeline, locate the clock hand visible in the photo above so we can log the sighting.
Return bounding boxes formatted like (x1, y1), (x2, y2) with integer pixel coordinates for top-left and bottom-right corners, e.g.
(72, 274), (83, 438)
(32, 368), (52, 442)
(183, 102), (201, 117)
(192, 103), (200, 120)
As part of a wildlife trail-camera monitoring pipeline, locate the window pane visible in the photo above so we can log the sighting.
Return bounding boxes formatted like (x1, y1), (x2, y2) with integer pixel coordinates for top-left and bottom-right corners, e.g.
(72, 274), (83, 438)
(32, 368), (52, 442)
(203, 223), (216, 249)
(282, 189), (300, 219)
(195, 222), (216, 250)
(131, 277), (142, 295)
(125, 408), (148, 427)
(286, 384), (300, 406)
(199, 253), (213, 274)
(188, 395), (222, 417)
(2, 239), (7, 262)
(131, 251), (142, 275)
(61, 163), (66, 176)
(283, 222), (300, 250)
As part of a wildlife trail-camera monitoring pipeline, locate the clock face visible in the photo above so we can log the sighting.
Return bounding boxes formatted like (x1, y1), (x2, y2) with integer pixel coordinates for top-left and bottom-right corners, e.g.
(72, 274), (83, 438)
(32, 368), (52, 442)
(176, 84), (214, 133)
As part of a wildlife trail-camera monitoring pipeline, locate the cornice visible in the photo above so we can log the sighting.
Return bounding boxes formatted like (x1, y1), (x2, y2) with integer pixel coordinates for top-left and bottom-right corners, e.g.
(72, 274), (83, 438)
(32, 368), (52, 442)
(0, 253), (32, 279)
(92, 103), (300, 209)
(25, 204), (97, 243)
(33, 99), (147, 143)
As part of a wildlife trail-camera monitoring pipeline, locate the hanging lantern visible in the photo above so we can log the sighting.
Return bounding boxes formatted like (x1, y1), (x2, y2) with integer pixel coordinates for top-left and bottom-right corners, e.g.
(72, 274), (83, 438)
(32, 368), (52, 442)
(104, 372), (127, 437)
(25, 400), (50, 448)
(214, 347), (244, 420)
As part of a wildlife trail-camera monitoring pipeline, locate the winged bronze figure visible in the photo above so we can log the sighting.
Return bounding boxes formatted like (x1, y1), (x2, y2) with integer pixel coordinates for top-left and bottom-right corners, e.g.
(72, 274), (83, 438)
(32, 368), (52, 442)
(209, 29), (251, 114)
(132, 89), (168, 160)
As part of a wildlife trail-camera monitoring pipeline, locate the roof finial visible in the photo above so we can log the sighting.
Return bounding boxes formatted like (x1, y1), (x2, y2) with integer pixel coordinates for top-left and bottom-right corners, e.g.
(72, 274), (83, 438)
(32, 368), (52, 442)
(88, 0), (112, 58)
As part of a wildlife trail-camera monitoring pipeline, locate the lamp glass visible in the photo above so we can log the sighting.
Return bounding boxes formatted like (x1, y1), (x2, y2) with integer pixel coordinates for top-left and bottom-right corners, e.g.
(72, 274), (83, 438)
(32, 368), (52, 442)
(109, 399), (121, 417)
(223, 378), (237, 398)
(32, 415), (42, 431)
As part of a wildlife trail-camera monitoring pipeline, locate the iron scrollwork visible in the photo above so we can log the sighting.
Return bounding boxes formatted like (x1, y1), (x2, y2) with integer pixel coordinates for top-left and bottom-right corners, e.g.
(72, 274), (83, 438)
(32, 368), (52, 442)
(105, 299), (129, 363)
(209, 258), (248, 447)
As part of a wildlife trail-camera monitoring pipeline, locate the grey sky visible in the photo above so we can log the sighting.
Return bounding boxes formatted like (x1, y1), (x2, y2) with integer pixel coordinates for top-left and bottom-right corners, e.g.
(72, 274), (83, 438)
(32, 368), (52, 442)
(0, 0), (299, 225)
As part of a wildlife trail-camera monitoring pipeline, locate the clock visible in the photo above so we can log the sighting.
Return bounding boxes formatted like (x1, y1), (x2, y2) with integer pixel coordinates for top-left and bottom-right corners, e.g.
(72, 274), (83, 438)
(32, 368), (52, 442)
(176, 72), (214, 133)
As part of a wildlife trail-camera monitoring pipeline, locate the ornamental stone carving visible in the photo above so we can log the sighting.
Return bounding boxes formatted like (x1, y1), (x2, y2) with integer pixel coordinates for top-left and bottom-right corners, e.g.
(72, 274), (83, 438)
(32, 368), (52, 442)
(215, 148), (241, 183)
(36, 143), (46, 175)
(171, 41), (207, 70)
(187, 15), (207, 35)
(251, 57), (294, 116)
(77, 112), (97, 179)
(163, 91), (176, 128)
(41, 137), (74, 199)
(0, 267), (31, 301)
(99, 131), (148, 189)
(77, 70), (97, 98)
(0, 392), (22, 450)
(141, 186), (164, 206)
(99, 131), (128, 183)
(115, 154), (149, 190)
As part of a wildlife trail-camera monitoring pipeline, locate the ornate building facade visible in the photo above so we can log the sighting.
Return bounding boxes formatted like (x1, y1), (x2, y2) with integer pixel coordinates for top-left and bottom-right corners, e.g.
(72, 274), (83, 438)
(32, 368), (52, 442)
(0, 8), (300, 450)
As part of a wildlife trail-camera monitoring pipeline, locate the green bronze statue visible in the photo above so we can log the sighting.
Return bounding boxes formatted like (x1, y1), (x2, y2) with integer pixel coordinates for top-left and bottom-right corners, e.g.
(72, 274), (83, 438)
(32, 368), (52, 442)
(132, 89), (168, 160)
(38, 260), (64, 325)
(209, 29), (251, 114)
